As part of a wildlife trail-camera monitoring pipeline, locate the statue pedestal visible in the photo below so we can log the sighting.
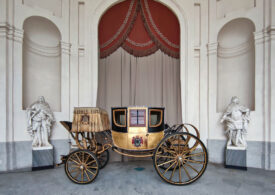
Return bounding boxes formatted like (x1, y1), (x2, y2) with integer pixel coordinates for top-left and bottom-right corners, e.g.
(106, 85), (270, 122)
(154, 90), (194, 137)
(225, 146), (247, 170)
(32, 145), (54, 171)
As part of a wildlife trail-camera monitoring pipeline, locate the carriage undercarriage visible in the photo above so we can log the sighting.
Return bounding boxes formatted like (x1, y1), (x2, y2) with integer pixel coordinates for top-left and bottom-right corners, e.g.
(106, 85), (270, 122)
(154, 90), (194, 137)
(59, 107), (208, 185)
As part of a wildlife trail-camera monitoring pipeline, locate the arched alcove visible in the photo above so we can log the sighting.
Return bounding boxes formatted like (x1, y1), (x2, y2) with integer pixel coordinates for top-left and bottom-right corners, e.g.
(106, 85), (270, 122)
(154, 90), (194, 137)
(23, 16), (61, 111)
(217, 18), (255, 112)
(97, 0), (182, 125)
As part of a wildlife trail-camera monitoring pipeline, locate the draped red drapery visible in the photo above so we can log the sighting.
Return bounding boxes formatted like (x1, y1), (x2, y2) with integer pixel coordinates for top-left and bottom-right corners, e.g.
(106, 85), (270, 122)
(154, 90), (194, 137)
(98, 0), (180, 59)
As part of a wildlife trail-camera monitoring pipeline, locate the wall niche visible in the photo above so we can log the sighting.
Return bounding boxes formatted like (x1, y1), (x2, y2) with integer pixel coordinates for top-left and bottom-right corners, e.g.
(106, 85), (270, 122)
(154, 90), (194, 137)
(23, 16), (61, 112)
(217, 18), (255, 112)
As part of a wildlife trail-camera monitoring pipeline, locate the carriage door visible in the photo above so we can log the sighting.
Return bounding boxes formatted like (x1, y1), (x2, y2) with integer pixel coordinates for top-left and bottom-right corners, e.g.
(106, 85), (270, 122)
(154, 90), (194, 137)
(128, 108), (148, 150)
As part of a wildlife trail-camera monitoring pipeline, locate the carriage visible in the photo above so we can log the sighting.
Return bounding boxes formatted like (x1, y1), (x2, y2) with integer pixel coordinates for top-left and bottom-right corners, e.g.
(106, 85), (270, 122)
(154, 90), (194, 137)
(59, 106), (208, 185)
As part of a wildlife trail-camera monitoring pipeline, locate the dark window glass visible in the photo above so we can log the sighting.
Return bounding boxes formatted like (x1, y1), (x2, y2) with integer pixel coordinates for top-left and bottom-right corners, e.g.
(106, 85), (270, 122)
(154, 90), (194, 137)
(114, 110), (126, 127)
(130, 109), (146, 127)
(150, 110), (162, 127)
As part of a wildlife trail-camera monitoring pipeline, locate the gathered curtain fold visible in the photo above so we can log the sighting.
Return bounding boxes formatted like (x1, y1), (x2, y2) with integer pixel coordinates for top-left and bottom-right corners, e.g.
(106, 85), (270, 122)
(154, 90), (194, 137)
(99, 0), (180, 58)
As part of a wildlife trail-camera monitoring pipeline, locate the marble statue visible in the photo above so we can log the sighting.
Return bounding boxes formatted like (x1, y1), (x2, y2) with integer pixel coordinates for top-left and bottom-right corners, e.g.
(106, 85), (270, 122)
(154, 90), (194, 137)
(220, 96), (250, 148)
(27, 96), (55, 148)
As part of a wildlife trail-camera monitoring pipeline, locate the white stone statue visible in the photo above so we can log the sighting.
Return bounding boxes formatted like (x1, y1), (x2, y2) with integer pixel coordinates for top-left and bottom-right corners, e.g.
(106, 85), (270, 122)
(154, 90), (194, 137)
(27, 96), (55, 148)
(220, 96), (250, 148)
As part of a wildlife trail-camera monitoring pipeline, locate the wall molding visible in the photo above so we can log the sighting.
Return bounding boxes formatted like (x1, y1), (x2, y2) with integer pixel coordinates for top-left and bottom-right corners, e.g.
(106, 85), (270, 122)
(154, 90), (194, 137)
(207, 42), (218, 56)
(266, 25), (275, 40)
(218, 39), (254, 58)
(24, 36), (61, 57)
(78, 47), (85, 57)
(61, 41), (71, 55)
(0, 22), (8, 37)
(0, 23), (23, 43)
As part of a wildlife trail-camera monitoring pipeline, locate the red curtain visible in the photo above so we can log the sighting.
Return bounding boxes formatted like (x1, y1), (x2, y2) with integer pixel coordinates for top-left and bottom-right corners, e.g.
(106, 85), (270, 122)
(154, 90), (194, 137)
(99, 0), (180, 58)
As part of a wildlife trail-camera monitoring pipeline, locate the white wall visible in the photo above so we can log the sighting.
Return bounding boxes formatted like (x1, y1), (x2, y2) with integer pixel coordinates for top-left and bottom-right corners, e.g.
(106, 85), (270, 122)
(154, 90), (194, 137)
(0, 0), (275, 171)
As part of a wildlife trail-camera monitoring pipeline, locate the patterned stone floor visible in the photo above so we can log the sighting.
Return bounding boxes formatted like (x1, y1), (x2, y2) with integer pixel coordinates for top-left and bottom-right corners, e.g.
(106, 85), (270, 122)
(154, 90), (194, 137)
(0, 161), (274, 195)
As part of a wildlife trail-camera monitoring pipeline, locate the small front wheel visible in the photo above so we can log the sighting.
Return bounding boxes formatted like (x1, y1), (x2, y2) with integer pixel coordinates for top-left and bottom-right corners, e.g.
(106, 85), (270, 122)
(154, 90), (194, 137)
(65, 149), (99, 184)
(153, 132), (208, 185)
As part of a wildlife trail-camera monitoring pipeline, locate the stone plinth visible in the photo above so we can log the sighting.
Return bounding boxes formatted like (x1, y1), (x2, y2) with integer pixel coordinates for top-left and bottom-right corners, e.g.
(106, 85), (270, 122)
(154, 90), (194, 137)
(32, 145), (54, 171)
(225, 146), (247, 170)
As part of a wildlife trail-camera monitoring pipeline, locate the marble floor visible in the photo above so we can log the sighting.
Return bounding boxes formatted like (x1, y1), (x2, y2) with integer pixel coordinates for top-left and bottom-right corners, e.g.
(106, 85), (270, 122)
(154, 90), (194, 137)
(0, 161), (274, 195)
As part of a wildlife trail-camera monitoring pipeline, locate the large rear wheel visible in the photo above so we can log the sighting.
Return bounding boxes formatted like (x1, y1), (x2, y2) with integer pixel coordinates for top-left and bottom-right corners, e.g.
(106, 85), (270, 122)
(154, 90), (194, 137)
(153, 132), (208, 185)
(65, 149), (99, 184)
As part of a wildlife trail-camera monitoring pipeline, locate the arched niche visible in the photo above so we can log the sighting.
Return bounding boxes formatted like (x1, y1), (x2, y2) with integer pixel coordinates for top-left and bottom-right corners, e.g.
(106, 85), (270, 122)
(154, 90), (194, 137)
(23, 16), (61, 111)
(97, 0), (182, 125)
(217, 18), (255, 112)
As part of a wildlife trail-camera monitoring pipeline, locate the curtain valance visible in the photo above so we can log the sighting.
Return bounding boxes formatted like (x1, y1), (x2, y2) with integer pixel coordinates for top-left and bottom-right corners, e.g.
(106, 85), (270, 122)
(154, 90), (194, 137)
(99, 0), (180, 58)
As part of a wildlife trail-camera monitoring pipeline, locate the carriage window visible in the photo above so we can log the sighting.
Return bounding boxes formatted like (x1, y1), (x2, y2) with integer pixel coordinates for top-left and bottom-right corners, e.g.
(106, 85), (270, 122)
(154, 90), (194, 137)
(149, 110), (163, 127)
(130, 109), (146, 127)
(113, 109), (126, 127)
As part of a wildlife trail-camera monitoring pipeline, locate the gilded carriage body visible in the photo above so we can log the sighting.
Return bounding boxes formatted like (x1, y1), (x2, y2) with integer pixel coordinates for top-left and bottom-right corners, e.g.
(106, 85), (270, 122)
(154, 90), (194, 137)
(59, 106), (208, 185)
(111, 107), (164, 150)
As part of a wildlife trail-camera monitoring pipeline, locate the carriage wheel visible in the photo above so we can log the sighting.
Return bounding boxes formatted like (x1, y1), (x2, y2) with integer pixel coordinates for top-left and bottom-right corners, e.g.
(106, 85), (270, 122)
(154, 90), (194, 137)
(65, 149), (99, 184)
(88, 143), (110, 169)
(96, 145), (109, 169)
(153, 132), (208, 185)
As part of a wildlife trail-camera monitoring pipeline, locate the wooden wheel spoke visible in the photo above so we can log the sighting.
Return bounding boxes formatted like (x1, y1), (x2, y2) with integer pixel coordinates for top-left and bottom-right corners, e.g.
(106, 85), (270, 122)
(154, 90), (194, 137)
(157, 159), (176, 167)
(87, 166), (98, 169)
(74, 153), (82, 163)
(189, 147), (200, 153)
(180, 139), (191, 155)
(81, 169), (84, 182)
(73, 169), (81, 180)
(182, 162), (191, 180)
(70, 167), (80, 173)
(185, 162), (199, 174)
(185, 135), (191, 146)
(69, 157), (81, 165)
(169, 162), (178, 180)
(86, 168), (96, 176)
(178, 135), (180, 154)
(185, 159), (205, 164)
(86, 160), (96, 166)
(163, 161), (177, 175)
(71, 164), (80, 168)
(178, 160), (182, 183)
(185, 152), (204, 158)
(156, 155), (175, 159)
(84, 154), (91, 164)
(82, 152), (85, 162)
(84, 170), (91, 181)
(161, 147), (177, 155)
